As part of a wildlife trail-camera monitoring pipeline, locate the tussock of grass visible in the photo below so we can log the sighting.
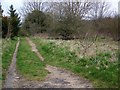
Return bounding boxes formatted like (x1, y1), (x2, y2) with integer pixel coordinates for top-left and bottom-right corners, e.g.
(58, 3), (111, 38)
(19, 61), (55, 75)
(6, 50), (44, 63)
(2, 38), (17, 80)
(32, 37), (118, 88)
(17, 38), (48, 80)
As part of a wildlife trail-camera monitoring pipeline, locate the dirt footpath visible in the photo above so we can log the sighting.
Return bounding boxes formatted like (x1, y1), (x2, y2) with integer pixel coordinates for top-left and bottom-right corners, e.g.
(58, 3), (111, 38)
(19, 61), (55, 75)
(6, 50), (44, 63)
(39, 65), (92, 88)
(4, 38), (20, 88)
(18, 38), (92, 88)
(17, 65), (92, 88)
(26, 37), (44, 61)
(3, 37), (93, 88)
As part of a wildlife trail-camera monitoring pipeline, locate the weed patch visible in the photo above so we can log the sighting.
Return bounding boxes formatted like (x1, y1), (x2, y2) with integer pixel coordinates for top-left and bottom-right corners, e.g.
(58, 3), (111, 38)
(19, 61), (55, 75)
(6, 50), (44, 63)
(32, 37), (118, 88)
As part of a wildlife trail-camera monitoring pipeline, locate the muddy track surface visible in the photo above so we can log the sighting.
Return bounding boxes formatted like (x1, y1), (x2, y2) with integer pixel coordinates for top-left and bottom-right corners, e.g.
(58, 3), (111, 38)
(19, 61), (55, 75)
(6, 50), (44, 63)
(3, 37), (93, 88)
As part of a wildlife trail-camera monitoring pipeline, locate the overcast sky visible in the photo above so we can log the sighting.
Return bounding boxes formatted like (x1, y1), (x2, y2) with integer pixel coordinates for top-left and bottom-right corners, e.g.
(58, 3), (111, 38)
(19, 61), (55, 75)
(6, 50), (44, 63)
(1, 0), (120, 16)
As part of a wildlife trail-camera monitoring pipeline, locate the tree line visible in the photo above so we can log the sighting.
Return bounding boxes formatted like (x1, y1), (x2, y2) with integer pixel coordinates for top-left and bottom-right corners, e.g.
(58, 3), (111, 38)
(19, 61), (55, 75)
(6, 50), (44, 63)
(21, 1), (119, 40)
(1, 1), (119, 40)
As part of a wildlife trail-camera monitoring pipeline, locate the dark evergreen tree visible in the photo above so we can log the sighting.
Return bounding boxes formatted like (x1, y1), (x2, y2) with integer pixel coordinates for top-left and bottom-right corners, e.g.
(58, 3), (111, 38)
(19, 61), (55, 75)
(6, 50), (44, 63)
(1, 4), (8, 38)
(2, 16), (8, 38)
(0, 4), (3, 16)
(8, 5), (21, 39)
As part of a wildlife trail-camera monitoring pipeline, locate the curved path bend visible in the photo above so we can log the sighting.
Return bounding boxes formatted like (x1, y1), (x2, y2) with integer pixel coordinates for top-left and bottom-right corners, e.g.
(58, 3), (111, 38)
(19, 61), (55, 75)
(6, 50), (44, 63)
(3, 37), (93, 88)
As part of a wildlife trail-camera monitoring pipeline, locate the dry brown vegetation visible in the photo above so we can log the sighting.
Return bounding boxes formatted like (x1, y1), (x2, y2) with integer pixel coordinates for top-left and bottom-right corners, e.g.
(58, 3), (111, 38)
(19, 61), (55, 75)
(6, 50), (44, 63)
(44, 37), (118, 61)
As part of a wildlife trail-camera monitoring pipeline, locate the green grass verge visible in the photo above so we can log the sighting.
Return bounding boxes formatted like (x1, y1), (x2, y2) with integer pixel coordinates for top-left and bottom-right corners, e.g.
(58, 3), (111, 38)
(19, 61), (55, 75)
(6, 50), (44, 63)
(2, 38), (17, 80)
(17, 38), (48, 80)
(31, 37), (118, 88)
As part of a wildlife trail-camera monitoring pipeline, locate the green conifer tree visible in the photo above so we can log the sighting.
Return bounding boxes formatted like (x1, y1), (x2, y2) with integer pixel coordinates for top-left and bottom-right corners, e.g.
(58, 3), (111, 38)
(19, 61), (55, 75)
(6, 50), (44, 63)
(8, 5), (21, 39)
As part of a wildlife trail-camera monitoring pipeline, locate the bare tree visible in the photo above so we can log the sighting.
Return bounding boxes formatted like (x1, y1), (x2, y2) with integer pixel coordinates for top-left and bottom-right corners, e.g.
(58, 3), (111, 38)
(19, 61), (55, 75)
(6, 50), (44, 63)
(89, 1), (111, 20)
(88, 1), (111, 32)
(47, 1), (93, 39)
(49, 1), (93, 20)
(77, 1), (112, 57)
(20, 0), (47, 17)
(78, 31), (98, 57)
